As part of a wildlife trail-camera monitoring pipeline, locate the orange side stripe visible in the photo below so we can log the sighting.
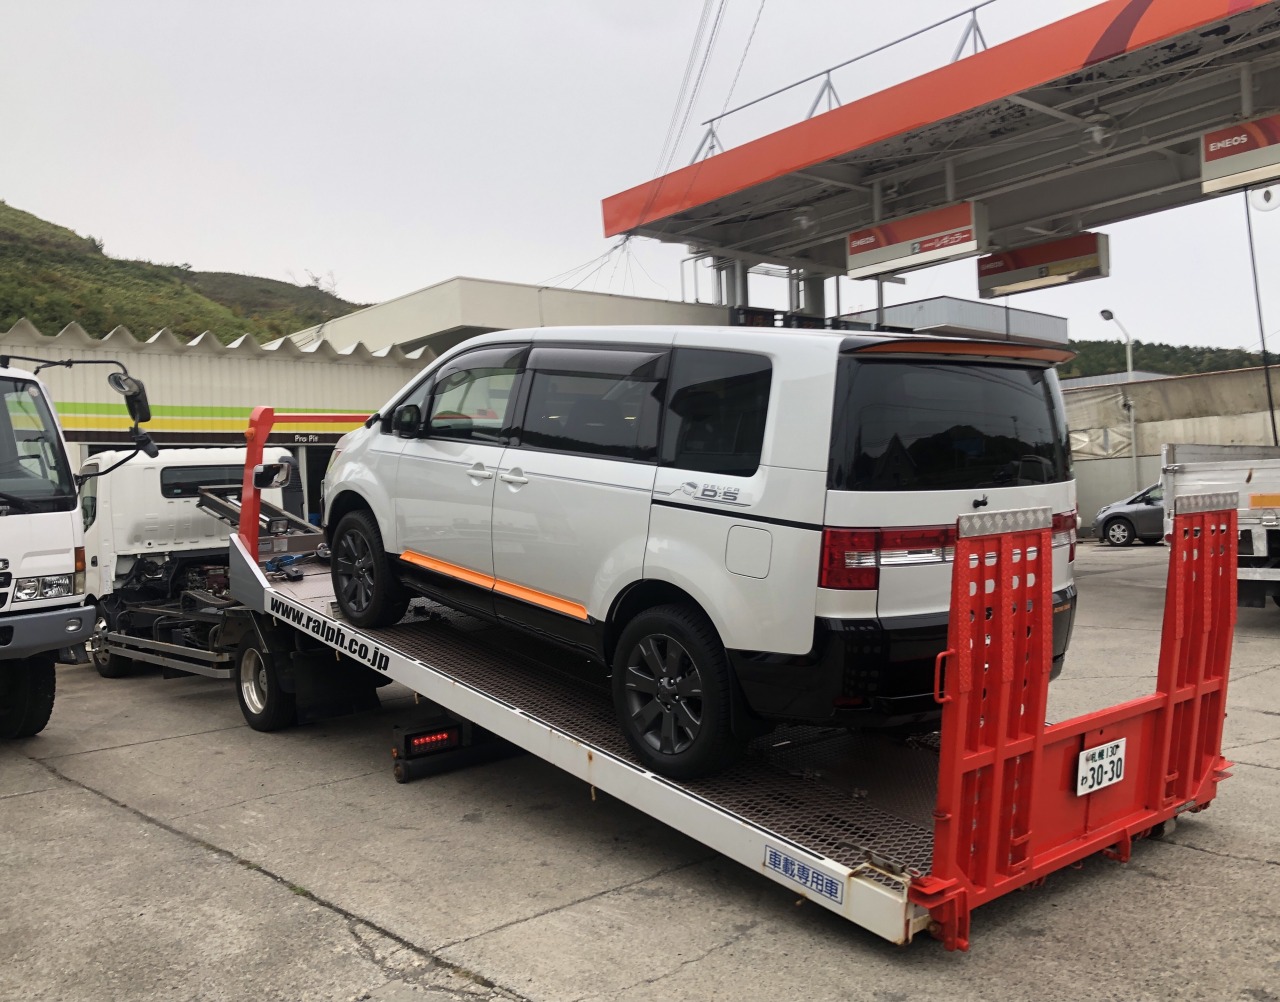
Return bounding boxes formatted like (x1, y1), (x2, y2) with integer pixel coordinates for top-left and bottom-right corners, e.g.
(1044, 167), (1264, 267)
(493, 581), (589, 622)
(400, 550), (495, 590)
(400, 550), (589, 621)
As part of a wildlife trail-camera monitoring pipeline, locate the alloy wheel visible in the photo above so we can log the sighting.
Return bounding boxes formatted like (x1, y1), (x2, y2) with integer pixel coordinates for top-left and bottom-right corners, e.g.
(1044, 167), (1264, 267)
(621, 633), (704, 755)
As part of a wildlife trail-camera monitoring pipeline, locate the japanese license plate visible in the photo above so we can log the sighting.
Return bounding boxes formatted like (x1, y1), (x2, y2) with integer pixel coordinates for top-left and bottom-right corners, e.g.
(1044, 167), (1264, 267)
(1076, 738), (1126, 796)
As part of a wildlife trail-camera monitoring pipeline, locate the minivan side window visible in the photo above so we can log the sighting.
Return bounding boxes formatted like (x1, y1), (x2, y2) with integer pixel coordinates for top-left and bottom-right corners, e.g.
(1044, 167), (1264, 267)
(660, 349), (772, 477)
(426, 348), (523, 444)
(518, 347), (665, 461)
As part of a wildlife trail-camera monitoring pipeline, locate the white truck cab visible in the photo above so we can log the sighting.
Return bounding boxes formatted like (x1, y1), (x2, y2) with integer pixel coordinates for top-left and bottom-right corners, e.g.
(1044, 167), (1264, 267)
(0, 358), (154, 737)
(79, 446), (291, 679)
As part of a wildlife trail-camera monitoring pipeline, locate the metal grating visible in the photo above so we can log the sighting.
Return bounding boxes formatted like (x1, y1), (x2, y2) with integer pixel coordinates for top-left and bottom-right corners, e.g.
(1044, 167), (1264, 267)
(275, 566), (937, 875)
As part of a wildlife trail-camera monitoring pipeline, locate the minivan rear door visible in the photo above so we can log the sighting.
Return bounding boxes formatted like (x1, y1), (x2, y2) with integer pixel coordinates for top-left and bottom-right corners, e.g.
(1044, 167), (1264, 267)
(825, 348), (1075, 621)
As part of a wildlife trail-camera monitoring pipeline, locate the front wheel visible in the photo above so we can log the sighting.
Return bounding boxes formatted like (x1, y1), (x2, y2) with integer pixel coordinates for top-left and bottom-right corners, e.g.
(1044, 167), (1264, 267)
(0, 656), (56, 738)
(235, 636), (296, 732)
(330, 510), (409, 628)
(611, 604), (743, 780)
(89, 603), (133, 678)
(1105, 518), (1135, 546)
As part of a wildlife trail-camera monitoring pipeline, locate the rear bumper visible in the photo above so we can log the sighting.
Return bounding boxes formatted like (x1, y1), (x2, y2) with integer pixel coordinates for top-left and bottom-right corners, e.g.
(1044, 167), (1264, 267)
(729, 585), (1077, 726)
(0, 604), (94, 661)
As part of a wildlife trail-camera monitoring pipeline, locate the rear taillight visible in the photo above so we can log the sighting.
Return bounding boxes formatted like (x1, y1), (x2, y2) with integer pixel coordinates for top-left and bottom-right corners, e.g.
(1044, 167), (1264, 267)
(820, 525), (957, 590)
(819, 529), (879, 590)
(1051, 510), (1077, 561)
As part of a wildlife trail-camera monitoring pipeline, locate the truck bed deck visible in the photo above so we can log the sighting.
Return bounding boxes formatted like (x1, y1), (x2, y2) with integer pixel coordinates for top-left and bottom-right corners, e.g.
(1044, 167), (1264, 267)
(273, 559), (940, 881)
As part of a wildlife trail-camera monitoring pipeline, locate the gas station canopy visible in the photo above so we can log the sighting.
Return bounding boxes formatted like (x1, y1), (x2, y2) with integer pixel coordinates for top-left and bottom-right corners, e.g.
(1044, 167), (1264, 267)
(603, 0), (1280, 279)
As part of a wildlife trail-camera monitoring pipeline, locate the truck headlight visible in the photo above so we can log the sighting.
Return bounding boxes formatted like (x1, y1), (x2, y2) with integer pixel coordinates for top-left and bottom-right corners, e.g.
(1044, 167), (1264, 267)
(14, 575), (75, 601)
(40, 575), (73, 598)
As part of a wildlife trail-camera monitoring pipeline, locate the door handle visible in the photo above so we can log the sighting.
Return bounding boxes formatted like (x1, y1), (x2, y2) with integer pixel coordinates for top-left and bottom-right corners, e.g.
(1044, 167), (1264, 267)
(466, 463), (493, 480)
(499, 471), (528, 486)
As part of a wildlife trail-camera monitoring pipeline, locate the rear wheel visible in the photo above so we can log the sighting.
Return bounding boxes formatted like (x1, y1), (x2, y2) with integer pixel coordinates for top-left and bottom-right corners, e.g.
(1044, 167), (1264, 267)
(1104, 518), (1135, 546)
(611, 604), (743, 779)
(89, 603), (133, 678)
(0, 657), (56, 738)
(235, 636), (296, 732)
(331, 510), (409, 628)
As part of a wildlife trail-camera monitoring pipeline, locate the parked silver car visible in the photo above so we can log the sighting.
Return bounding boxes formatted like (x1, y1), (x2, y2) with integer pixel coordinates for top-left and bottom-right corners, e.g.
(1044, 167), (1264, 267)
(1093, 484), (1164, 546)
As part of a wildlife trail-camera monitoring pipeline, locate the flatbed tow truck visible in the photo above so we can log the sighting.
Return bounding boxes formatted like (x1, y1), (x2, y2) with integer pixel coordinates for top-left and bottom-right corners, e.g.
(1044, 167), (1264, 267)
(108, 407), (1242, 951)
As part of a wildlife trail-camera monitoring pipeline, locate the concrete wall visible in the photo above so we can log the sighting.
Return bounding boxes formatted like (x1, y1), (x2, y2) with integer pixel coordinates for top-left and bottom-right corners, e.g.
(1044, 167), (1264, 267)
(1065, 366), (1280, 534)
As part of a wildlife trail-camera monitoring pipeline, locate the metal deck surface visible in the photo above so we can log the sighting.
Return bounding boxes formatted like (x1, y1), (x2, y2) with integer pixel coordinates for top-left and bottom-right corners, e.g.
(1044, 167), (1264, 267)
(272, 561), (938, 877)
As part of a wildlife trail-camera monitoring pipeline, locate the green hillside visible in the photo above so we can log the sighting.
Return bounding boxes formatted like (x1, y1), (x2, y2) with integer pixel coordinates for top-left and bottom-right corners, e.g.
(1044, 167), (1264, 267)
(1059, 339), (1264, 380)
(0, 201), (364, 342)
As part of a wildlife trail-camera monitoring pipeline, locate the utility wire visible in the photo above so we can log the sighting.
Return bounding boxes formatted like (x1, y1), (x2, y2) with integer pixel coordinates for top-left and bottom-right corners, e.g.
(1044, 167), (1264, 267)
(718, 0), (767, 120)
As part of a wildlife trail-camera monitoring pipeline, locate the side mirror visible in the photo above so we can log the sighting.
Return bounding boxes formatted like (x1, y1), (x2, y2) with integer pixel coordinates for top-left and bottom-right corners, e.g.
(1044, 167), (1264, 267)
(253, 462), (291, 490)
(393, 403), (422, 438)
(428, 411), (473, 438)
(108, 372), (151, 425)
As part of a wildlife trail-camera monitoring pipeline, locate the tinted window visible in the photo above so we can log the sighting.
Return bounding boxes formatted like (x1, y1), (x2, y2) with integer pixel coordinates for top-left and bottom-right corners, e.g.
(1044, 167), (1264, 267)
(519, 347), (664, 461)
(829, 359), (1071, 491)
(661, 349), (771, 477)
(161, 465), (245, 498)
(427, 347), (523, 443)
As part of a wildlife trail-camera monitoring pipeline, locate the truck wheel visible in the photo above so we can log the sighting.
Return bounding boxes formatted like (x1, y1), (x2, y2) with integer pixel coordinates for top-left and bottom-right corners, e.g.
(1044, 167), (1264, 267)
(0, 657), (56, 738)
(235, 636), (296, 732)
(1104, 518), (1135, 546)
(331, 510), (409, 628)
(611, 604), (744, 780)
(89, 604), (133, 679)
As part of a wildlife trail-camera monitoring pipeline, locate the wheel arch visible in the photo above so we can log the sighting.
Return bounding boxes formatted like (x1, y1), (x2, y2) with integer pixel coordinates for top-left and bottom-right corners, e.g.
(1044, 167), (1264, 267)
(325, 488), (376, 545)
(603, 579), (725, 667)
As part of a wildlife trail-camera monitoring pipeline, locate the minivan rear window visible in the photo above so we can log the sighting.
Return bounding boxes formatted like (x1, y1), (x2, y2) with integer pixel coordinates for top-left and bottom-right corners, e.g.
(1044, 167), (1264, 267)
(828, 358), (1071, 492)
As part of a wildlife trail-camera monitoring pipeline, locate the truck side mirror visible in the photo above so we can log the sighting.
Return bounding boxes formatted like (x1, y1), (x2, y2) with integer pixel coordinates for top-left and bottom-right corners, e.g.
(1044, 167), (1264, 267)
(253, 462), (291, 490)
(108, 372), (152, 425)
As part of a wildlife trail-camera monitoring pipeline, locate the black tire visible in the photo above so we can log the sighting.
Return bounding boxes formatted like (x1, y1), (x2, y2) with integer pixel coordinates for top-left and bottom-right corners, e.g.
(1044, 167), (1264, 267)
(611, 604), (744, 779)
(0, 657), (56, 738)
(1104, 518), (1135, 546)
(235, 635), (296, 732)
(89, 602), (133, 679)
(330, 510), (409, 628)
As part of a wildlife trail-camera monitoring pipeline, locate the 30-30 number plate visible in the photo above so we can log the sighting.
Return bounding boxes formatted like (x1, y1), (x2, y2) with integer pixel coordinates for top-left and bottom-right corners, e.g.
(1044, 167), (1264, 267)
(1076, 738), (1126, 796)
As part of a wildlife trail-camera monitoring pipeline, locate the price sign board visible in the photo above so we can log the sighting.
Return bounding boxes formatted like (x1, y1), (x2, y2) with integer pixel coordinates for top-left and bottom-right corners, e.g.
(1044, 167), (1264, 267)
(847, 202), (987, 279)
(977, 232), (1109, 299)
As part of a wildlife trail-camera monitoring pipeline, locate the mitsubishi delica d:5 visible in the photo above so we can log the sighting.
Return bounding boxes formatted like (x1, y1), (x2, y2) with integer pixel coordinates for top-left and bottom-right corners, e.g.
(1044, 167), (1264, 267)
(322, 325), (1078, 778)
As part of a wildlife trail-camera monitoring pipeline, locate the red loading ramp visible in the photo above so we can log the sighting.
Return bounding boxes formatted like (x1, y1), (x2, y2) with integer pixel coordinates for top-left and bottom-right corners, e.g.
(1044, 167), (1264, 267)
(912, 498), (1238, 951)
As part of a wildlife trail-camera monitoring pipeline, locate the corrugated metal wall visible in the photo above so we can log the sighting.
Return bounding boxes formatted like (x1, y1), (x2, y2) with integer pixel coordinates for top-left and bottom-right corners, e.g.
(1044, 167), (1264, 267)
(1, 321), (428, 453)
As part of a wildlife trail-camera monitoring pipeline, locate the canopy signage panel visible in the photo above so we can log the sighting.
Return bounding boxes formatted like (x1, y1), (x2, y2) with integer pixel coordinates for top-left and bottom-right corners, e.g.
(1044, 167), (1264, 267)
(977, 233), (1110, 299)
(1202, 113), (1280, 194)
(847, 203), (987, 280)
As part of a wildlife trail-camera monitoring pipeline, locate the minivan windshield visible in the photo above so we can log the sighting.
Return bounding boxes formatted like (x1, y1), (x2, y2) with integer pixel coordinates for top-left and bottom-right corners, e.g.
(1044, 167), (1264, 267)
(829, 358), (1071, 492)
(0, 377), (76, 511)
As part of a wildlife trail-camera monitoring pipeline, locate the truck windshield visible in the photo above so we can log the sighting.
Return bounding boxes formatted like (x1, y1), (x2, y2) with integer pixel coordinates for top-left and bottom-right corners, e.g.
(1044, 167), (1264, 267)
(829, 357), (1071, 492)
(0, 377), (76, 511)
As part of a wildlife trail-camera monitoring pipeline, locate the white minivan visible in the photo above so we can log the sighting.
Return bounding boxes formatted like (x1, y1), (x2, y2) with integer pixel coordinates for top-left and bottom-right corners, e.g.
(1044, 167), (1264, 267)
(323, 326), (1077, 778)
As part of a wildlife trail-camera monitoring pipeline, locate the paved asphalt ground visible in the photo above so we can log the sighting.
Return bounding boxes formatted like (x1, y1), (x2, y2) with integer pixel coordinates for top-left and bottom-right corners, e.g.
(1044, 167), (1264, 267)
(3, 541), (1278, 1002)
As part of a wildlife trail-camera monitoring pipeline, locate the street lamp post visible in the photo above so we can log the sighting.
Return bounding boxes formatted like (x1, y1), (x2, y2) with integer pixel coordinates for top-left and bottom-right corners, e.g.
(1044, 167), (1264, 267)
(1100, 309), (1141, 493)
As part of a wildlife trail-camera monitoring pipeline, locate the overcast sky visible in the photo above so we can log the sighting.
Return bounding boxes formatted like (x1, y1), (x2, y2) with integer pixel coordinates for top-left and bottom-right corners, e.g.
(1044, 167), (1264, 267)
(3, 0), (1277, 352)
